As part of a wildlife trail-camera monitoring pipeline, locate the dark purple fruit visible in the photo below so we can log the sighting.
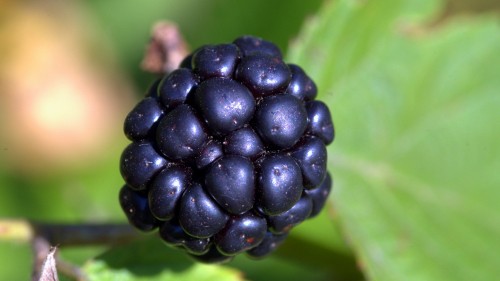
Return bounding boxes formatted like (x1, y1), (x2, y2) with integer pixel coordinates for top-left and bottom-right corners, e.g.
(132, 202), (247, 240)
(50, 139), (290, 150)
(268, 194), (313, 234)
(305, 172), (332, 218)
(124, 97), (164, 141)
(156, 104), (207, 160)
(291, 136), (327, 189)
(195, 140), (224, 170)
(158, 68), (198, 110)
(235, 54), (291, 96)
(179, 53), (193, 69)
(233, 35), (282, 58)
(254, 95), (308, 149)
(159, 219), (211, 255)
(148, 165), (191, 220)
(119, 185), (157, 231)
(189, 245), (233, 264)
(224, 127), (264, 160)
(286, 64), (317, 101)
(256, 154), (303, 215)
(119, 35), (335, 264)
(205, 155), (255, 214)
(178, 182), (229, 238)
(247, 231), (288, 258)
(120, 141), (168, 191)
(159, 219), (186, 246)
(145, 78), (161, 98)
(183, 238), (212, 255)
(214, 212), (267, 255)
(194, 77), (255, 134)
(192, 44), (240, 79)
(305, 101), (335, 145)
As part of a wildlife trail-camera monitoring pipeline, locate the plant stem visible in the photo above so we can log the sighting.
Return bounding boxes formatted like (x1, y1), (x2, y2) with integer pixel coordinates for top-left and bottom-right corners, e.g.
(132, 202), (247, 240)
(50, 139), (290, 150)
(0, 219), (139, 246)
(32, 222), (139, 246)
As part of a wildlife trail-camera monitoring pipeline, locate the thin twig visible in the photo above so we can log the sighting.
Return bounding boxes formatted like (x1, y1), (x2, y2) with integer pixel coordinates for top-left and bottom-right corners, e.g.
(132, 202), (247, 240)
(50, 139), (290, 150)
(31, 222), (139, 246)
(57, 258), (87, 281)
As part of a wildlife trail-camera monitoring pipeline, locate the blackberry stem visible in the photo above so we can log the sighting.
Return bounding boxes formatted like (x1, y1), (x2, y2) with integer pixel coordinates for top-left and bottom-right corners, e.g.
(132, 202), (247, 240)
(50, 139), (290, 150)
(0, 219), (139, 245)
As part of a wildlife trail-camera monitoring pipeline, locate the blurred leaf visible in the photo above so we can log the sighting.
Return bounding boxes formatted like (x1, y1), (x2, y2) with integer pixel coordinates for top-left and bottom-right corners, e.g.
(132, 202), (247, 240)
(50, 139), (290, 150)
(84, 0), (323, 91)
(83, 236), (355, 281)
(84, 238), (243, 281)
(0, 243), (31, 280)
(288, 0), (500, 281)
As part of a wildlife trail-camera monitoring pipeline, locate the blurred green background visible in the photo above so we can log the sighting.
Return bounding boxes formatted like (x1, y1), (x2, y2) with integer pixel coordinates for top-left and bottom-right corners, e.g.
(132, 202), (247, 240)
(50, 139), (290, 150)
(0, 0), (326, 279)
(0, 0), (500, 280)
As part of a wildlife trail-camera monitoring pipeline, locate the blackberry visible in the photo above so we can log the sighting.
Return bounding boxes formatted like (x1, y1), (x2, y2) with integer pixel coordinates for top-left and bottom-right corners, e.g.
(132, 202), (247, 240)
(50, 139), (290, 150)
(156, 104), (207, 160)
(204, 155), (255, 215)
(223, 127), (264, 160)
(119, 35), (335, 263)
(158, 68), (197, 109)
(196, 140), (224, 170)
(159, 219), (211, 255)
(233, 35), (282, 58)
(178, 182), (229, 238)
(291, 136), (327, 189)
(214, 212), (267, 255)
(286, 64), (317, 101)
(305, 172), (333, 218)
(235, 54), (291, 96)
(247, 231), (288, 258)
(120, 141), (168, 191)
(148, 165), (191, 220)
(119, 185), (158, 231)
(305, 101), (335, 144)
(194, 77), (255, 135)
(268, 194), (313, 234)
(123, 97), (164, 141)
(256, 154), (303, 216)
(192, 44), (240, 79)
(253, 94), (308, 149)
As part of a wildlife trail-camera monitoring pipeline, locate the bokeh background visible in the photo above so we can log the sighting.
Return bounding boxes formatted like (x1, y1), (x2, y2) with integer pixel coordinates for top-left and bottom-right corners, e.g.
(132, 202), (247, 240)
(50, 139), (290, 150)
(1, 0), (499, 280)
(0, 0), (326, 279)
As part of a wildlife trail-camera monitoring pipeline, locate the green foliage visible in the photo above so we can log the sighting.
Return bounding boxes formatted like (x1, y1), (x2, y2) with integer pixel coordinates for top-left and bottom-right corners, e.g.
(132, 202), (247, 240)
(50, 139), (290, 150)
(289, 0), (500, 280)
(84, 238), (244, 281)
(86, 0), (324, 91)
(84, 236), (348, 281)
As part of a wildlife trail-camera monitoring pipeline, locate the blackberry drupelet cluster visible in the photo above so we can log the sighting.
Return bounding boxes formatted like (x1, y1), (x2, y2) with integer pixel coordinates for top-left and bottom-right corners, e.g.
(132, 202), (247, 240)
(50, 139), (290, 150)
(119, 35), (334, 263)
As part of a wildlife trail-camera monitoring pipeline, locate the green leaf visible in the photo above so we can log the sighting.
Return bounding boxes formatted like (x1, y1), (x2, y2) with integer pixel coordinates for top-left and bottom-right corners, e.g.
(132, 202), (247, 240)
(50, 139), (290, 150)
(84, 234), (361, 281)
(288, 0), (500, 281)
(84, 238), (243, 281)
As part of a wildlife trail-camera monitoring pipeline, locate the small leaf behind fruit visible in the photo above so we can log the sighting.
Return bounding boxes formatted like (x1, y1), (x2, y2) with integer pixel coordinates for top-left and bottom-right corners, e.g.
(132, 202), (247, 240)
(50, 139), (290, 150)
(83, 238), (243, 281)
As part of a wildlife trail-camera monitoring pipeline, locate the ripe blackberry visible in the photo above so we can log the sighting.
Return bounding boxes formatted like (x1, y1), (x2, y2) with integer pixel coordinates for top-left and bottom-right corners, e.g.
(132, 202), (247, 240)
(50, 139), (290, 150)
(235, 54), (291, 96)
(119, 35), (335, 263)
(158, 68), (197, 110)
(253, 94), (308, 149)
(194, 77), (255, 135)
(204, 155), (255, 215)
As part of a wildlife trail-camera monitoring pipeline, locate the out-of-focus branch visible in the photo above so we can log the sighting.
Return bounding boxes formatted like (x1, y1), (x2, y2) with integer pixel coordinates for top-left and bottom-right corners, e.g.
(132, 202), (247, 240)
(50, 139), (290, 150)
(31, 222), (139, 246)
